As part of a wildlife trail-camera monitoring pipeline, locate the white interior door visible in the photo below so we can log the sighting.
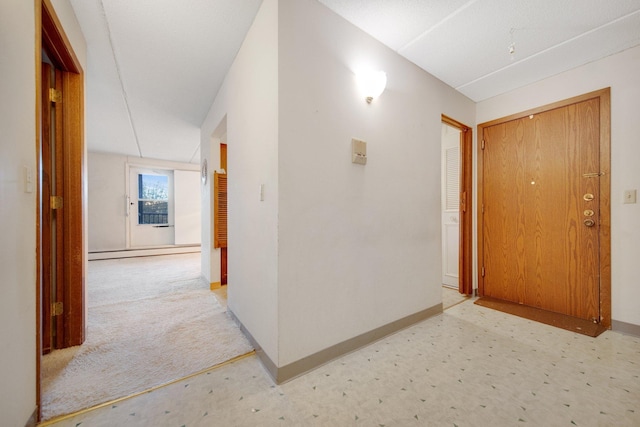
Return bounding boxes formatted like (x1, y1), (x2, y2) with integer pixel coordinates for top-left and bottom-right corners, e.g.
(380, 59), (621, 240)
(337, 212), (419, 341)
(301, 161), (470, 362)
(128, 167), (175, 247)
(441, 124), (460, 288)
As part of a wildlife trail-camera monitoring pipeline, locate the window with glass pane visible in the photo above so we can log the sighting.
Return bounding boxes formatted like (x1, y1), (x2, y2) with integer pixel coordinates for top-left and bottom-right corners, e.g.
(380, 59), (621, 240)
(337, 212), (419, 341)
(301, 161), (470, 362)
(138, 174), (169, 225)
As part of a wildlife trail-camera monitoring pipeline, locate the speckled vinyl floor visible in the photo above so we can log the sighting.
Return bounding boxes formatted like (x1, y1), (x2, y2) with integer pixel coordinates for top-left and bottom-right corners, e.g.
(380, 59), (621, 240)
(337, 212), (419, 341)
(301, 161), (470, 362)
(442, 286), (469, 310)
(46, 299), (640, 427)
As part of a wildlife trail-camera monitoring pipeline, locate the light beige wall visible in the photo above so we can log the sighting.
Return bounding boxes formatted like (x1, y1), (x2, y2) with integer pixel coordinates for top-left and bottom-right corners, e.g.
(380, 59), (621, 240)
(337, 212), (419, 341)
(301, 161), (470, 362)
(276, 0), (475, 366)
(0, 1), (38, 423)
(87, 151), (199, 252)
(0, 0), (86, 424)
(477, 45), (640, 327)
(201, 0), (280, 361)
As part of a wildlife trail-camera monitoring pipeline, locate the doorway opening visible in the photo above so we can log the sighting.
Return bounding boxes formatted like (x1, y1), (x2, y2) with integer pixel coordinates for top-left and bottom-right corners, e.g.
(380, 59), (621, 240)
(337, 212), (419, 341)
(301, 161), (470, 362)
(127, 166), (175, 247)
(476, 89), (611, 335)
(441, 115), (473, 302)
(37, 0), (85, 420)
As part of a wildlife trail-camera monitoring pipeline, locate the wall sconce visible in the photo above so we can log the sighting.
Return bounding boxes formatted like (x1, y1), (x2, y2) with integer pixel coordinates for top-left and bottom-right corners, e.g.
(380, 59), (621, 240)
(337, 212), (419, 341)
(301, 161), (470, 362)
(356, 69), (387, 103)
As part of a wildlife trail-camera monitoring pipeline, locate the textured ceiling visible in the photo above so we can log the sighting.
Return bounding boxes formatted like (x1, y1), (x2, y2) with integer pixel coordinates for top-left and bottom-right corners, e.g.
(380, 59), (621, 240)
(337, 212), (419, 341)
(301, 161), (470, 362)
(70, 0), (263, 163)
(319, 0), (640, 100)
(70, 0), (640, 163)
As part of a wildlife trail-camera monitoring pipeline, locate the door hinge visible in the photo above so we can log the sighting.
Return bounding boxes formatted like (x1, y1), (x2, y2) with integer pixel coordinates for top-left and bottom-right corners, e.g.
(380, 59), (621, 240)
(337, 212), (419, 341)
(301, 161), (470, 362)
(50, 195), (63, 209)
(481, 266), (485, 277)
(481, 139), (485, 150)
(52, 302), (63, 316)
(49, 88), (62, 103)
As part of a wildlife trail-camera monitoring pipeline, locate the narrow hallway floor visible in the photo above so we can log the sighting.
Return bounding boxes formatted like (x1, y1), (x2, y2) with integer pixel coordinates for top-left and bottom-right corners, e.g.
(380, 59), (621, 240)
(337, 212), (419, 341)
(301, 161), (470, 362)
(45, 299), (640, 427)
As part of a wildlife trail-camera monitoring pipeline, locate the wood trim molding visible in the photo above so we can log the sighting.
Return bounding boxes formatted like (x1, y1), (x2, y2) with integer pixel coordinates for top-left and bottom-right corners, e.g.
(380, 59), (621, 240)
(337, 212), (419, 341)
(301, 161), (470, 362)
(442, 114), (473, 295)
(62, 70), (85, 346)
(35, 0), (43, 413)
(597, 88), (612, 329)
(41, 0), (81, 73)
(476, 87), (611, 328)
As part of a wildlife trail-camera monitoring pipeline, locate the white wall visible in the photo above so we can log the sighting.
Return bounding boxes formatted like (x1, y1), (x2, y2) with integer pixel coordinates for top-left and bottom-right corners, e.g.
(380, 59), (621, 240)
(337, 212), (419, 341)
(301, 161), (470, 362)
(276, 0), (475, 365)
(88, 151), (200, 251)
(88, 152), (127, 250)
(0, 0), (86, 424)
(201, 0), (280, 361)
(174, 170), (202, 245)
(0, 2), (38, 423)
(477, 45), (640, 327)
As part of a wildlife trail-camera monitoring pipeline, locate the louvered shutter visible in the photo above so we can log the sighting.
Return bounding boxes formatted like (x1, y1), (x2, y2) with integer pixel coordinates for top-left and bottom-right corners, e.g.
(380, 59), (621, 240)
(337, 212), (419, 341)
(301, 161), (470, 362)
(214, 172), (227, 248)
(445, 146), (460, 210)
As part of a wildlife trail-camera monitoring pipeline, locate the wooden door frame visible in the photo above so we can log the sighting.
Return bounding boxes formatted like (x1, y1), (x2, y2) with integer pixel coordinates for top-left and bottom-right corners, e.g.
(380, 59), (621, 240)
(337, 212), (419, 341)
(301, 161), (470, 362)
(442, 115), (473, 295)
(476, 88), (611, 328)
(36, 0), (85, 419)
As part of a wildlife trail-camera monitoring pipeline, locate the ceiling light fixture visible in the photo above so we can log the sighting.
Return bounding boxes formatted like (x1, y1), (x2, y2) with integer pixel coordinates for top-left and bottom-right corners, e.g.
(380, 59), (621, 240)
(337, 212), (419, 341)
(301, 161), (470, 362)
(356, 69), (387, 103)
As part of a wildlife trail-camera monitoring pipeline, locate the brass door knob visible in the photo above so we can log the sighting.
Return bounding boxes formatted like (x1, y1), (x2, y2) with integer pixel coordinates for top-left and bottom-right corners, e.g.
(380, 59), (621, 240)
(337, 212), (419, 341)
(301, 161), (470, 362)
(584, 218), (596, 227)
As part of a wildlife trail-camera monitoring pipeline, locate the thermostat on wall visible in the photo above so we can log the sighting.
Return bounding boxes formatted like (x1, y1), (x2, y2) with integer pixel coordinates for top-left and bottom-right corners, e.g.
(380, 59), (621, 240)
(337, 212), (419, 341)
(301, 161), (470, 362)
(352, 138), (367, 165)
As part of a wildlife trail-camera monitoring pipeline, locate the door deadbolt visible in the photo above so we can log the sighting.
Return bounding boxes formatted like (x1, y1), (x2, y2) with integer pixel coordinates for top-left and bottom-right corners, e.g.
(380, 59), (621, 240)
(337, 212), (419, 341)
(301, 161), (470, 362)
(583, 193), (594, 201)
(583, 209), (595, 217)
(584, 218), (596, 227)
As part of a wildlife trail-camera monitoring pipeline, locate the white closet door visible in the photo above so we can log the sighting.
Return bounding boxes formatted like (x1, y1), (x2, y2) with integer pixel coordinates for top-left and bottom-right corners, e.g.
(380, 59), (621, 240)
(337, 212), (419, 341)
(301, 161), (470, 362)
(442, 124), (460, 287)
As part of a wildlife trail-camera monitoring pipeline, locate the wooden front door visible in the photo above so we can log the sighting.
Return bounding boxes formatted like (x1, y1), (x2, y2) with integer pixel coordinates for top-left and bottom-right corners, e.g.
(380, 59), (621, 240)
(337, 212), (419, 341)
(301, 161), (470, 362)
(480, 94), (606, 322)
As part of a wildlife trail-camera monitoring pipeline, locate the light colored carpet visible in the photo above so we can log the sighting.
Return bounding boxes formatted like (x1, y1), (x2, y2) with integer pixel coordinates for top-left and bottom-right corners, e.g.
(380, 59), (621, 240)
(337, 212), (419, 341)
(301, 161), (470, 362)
(41, 253), (253, 420)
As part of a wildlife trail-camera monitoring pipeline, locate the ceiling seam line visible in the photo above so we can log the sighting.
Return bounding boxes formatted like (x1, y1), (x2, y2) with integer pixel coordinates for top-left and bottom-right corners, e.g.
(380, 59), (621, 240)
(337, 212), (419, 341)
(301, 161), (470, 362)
(397, 0), (480, 54)
(188, 144), (200, 164)
(98, 0), (144, 158)
(456, 8), (640, 91)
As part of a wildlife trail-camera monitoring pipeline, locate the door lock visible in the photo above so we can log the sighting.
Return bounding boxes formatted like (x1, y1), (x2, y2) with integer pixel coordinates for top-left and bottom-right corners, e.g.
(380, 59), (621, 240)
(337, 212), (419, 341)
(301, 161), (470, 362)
(583, 193), (594, 201)
(584, 218), (596, 227)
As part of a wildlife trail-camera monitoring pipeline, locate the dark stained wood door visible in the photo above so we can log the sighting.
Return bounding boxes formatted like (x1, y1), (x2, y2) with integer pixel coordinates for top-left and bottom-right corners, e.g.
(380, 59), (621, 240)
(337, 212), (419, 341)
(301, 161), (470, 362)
(220, 143), (227, 285)
(41, 60), (67, 352)
(41, 61), (54, 354)
(482, 98), (600, 322)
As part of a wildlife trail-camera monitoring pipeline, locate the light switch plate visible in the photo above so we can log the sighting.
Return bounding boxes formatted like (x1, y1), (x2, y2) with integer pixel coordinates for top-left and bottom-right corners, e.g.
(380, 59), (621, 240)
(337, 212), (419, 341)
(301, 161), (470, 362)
(352, 138), (367, 165)
(624, 189), (637, 204)
(24, 166), (34, 193)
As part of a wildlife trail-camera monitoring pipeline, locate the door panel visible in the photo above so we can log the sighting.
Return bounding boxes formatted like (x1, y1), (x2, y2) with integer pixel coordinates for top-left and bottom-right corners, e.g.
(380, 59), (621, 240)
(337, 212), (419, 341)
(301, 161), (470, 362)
(482, 99), (600, 321)
(41, 62), (53, 354)
(483, 119), (527, 304)
(53, 69), (65, 349)
(441, 124), (460, 287)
